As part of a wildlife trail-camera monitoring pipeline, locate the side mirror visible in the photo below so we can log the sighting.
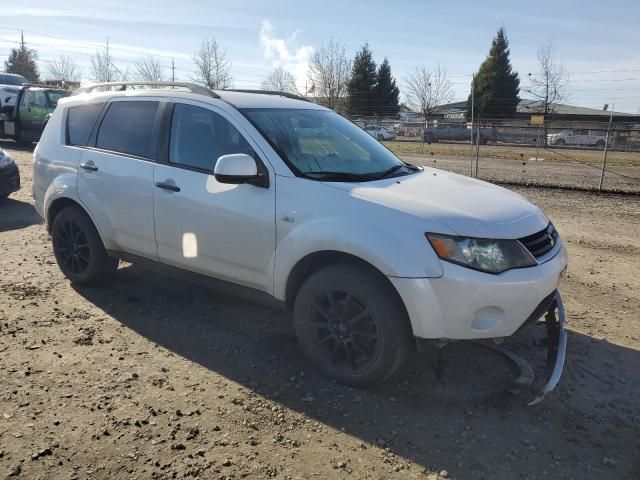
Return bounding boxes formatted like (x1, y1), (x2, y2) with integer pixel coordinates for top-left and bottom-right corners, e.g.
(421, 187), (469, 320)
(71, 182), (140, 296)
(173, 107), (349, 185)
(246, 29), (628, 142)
(213, 153), (267, 187)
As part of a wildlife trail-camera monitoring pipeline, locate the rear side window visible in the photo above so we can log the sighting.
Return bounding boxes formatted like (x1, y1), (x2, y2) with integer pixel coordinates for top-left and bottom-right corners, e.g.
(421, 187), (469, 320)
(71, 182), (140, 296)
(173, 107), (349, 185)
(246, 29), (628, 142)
(67, 104), (104, 146)
(169, 103), (254, 172)
(96, 101), (159, 158)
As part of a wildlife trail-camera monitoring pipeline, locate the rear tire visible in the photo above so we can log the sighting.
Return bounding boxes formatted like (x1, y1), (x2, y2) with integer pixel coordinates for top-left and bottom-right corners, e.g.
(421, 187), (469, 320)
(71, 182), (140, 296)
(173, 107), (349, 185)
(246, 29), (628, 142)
(294, 264), (412, 386)
(556, 139), (566, 146)
(51, 206), (118, 286)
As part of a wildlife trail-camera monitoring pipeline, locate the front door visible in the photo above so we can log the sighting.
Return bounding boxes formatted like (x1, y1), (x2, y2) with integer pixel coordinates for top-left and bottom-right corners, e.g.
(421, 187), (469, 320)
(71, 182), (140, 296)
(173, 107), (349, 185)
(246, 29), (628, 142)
(17, 90), (48, 140)
(153, 102), (276, 293)
(76, 99), (160, 259)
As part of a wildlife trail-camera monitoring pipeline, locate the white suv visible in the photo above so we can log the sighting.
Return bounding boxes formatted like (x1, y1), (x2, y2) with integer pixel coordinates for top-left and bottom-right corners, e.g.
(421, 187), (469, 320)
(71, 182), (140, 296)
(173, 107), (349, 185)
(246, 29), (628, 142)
(33, 82), (567, 401)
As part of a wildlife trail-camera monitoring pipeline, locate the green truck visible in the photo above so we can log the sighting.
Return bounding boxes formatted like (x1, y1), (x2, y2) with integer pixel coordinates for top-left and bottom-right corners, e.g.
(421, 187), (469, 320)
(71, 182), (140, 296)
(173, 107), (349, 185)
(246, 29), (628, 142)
(0, 85), (71, 143)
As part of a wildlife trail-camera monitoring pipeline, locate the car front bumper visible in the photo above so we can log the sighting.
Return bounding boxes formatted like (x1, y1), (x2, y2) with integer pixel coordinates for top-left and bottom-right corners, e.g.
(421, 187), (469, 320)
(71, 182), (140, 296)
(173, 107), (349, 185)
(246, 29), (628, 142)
(390, 245), (568, 403)
(0, 162), (20, 196)
(389, 243), (568, 340)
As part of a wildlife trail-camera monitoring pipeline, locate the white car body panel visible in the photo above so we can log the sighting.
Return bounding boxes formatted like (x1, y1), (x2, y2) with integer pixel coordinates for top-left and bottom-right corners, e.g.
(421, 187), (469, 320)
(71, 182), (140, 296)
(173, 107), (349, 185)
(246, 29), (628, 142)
(325, 168), (549, 239)
(33, 86), (568, 345)
(392, 244), (567, 339)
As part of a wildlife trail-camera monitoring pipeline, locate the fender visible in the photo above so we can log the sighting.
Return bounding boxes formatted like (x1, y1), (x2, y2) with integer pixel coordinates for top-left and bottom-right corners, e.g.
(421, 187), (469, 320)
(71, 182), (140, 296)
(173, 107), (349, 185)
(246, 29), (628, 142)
(44, 175), (116, 251)
(273, 216), (445, 301)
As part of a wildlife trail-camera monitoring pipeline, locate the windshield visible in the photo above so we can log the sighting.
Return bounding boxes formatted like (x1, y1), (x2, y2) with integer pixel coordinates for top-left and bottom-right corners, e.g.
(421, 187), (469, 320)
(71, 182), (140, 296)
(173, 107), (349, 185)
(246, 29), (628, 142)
(0, 74), (28, 86)
(243, 108), (412, 181)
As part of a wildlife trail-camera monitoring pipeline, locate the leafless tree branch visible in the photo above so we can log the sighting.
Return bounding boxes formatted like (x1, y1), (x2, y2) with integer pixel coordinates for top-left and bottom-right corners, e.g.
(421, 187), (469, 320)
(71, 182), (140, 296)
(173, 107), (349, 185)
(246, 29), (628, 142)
(307, 38), (351, 112)
(134, 56), (163, 82)
(44, 55), (82, 83)
(403, 63), (455, 117)
(523, 42), (569, 115)
(90, 40), (126, 83)
(261, 66), (298, 94)
(192, 38), (233, 89)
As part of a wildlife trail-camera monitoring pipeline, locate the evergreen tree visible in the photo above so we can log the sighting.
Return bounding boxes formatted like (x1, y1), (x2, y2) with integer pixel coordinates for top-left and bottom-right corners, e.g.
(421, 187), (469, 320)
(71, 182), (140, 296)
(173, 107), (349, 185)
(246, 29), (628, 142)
(347, 44), (377, 117)
(466, 28), (520, 119)
(374, 58), (400, 117)
(4, 44), (40, 83)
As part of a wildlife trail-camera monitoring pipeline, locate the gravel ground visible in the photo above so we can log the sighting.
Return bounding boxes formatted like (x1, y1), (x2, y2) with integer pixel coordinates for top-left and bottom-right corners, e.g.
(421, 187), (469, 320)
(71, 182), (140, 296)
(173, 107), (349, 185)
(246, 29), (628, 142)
(1, 144), (639, 479)
(398, 152), (640, 194)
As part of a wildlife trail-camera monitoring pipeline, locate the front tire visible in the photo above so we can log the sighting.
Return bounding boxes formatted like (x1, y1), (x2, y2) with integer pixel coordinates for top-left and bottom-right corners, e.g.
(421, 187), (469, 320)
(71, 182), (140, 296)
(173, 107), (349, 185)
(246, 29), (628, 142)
(294, 264), (412, 386)
(51, 206), (118, 286)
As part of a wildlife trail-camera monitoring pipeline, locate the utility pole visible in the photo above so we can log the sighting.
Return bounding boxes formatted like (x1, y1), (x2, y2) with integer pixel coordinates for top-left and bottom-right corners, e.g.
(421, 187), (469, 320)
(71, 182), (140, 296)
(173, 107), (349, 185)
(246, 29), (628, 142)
(20, 30), (25, 49)
(171, 58), (176, 82)
(470, 73), (475, 176)
(598, 104), (614, 193)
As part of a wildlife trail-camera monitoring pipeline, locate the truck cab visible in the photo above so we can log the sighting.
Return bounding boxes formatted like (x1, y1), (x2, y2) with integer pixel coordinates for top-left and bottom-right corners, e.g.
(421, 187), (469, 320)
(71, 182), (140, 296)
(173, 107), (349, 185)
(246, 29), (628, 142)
(0, 85), (71, 144)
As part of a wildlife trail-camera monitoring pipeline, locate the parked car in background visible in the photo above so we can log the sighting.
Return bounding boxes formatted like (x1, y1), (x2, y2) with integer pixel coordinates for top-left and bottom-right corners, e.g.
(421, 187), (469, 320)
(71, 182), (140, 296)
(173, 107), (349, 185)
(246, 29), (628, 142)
(0, 148), (20, 199)
(0, 85), (71, 143)
(0, 86), (20, 110)
(0, 73), (28, 86)
(547, 129), (607, 149)
(33, 82), (567, 403)
(364, 125), (396, 140)
(423, 123), (491, 145)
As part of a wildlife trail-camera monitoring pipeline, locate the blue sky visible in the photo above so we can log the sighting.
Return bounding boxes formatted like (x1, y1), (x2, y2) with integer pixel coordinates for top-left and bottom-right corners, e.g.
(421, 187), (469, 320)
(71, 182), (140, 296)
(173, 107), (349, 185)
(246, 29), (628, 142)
(1, 0), (639, 112)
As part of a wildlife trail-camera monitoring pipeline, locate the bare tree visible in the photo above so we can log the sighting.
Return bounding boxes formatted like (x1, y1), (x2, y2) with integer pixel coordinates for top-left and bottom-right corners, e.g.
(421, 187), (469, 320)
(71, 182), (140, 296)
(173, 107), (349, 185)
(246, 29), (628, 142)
(524, 42), (569, 115)
(307, 38), (351, 112)
(44, 55), (81, 83)
(192, 38), (232, 89)
(134, 56), (163, 81)
(403, 63), (455, 117)
(261, 66), (298, 94)
(90, 40), (126, 83)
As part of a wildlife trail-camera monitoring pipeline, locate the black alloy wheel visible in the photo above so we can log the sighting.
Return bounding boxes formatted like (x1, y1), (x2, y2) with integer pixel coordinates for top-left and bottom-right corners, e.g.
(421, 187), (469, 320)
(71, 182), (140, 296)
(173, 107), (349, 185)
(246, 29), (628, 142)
(304, 288), (382, 375)
(294, 264), (411, 386)
(51, 206), (118, 285)
(54, 218), (91, 276)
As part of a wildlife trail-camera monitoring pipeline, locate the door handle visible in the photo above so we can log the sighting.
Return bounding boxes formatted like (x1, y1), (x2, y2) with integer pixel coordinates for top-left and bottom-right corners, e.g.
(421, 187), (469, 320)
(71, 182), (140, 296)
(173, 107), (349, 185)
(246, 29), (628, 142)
(79, 161), (98, 171)
(155, 181), (180, 192)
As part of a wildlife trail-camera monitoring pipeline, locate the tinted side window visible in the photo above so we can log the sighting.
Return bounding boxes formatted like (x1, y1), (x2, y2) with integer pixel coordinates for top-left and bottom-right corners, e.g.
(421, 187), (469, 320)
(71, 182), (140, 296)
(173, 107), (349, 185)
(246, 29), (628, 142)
(20, 91), (33, 107)
(67, 104), (104, 146)
(34, 91), (47, 108)
(169, 103), (254, 172)
(97, 101), (159, 158)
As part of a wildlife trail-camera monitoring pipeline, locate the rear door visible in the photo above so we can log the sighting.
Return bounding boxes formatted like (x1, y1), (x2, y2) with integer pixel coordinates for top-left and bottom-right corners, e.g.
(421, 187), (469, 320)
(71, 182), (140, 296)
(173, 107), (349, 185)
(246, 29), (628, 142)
(152, 101), (276, 292)
(76, 99), (161, 259)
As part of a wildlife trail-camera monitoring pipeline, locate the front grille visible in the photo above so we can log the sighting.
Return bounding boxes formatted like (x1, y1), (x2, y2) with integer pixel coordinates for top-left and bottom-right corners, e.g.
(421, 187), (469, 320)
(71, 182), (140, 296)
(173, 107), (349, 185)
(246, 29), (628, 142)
(519, 223), (559, 259)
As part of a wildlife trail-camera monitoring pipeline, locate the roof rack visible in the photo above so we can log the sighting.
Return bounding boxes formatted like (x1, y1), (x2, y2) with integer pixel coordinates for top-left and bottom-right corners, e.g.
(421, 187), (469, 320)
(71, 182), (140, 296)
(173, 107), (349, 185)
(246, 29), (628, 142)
(73, 81), (220, 99)
(20, 83), (71, 90)
(223, 89), (309, 102)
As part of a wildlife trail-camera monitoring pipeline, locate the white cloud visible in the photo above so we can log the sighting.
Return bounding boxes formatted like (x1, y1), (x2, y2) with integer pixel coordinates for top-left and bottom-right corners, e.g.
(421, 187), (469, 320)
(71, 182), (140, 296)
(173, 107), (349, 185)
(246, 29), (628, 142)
(259, 19), (313, 91)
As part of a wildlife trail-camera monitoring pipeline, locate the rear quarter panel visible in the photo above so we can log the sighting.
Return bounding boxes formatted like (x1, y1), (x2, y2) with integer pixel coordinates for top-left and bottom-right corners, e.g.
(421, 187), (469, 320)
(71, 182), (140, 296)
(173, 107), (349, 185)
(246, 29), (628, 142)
(33, 104), (83, 223)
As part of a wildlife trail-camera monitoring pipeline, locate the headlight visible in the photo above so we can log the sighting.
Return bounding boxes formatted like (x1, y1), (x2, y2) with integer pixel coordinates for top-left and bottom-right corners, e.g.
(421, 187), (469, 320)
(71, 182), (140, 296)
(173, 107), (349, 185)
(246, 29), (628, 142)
(426, 233), (536, 274)
(0, 149), (14, 169)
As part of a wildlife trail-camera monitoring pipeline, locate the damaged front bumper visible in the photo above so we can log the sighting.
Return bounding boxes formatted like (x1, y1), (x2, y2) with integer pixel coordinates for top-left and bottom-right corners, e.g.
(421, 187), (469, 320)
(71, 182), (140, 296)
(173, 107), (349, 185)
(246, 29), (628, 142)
(484, 290), (567, 405)
(528, 291), (567, 405)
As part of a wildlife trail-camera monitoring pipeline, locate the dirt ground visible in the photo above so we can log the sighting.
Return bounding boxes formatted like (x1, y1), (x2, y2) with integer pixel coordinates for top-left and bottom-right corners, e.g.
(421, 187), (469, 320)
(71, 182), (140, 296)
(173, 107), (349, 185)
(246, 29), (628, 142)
(1, 143), (639, 479)
(385, 141), (640, 193)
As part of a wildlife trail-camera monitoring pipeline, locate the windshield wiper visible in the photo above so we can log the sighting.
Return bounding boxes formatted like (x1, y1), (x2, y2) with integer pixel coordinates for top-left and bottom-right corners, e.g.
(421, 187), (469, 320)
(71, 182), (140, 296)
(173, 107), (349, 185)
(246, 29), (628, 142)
(303, 171), (377, 182)
(371, 164), (408, 179)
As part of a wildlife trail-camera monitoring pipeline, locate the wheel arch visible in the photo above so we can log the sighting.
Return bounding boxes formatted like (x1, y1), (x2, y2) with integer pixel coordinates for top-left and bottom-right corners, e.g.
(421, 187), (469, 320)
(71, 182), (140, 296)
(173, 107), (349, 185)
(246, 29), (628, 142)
(46, 196), (110, 251)
(47, 197), (84, 233)
(284, 250), (408, 321)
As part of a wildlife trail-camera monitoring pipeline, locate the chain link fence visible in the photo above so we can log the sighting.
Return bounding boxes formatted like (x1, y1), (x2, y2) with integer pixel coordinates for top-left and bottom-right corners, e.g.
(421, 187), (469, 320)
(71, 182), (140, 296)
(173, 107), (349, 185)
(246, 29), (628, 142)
(351, 116), (640, 194)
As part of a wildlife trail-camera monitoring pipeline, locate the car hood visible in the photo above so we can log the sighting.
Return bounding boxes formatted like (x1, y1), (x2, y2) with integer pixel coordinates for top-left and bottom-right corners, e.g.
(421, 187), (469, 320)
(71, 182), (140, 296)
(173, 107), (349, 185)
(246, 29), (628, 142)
(324, 168), (548, 238)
